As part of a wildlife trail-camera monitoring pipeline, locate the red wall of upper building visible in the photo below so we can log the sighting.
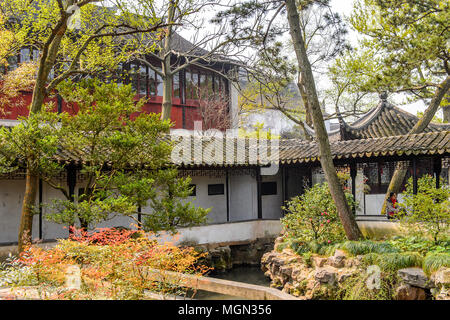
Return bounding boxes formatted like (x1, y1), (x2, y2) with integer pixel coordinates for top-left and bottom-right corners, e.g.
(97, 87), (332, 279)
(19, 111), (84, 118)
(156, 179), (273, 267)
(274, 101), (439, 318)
(0, 90), (203, 130)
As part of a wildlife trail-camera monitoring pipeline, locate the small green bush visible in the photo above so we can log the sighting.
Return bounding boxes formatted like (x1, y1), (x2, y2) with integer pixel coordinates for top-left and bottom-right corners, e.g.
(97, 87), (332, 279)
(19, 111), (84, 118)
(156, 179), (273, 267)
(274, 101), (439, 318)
(336, 272), (400, 300)
(398, 175), (450, 244)
(332, 240), (399, 256)
(423, 252), (450, 276)
(388, 236), (450, 255)
(281, 181), (352, 249)
(362, 252), (423, 272)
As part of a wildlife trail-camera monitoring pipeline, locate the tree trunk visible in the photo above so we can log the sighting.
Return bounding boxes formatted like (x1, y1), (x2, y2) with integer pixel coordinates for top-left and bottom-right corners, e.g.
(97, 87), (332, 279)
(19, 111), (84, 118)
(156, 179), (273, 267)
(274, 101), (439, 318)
(285, 0), (362, 240)
(381, 76), (450, 215)
(160, 65), (173, 121)
(18, 172), (39, 252)
(17, 20), (68, 252)
(30, 22), (67, 113)
(159, 0), (175, 121)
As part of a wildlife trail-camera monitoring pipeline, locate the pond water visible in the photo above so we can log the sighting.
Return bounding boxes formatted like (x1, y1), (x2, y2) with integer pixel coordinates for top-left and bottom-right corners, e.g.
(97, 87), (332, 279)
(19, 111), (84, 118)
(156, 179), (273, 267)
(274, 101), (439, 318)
(191, 265), (271, 300)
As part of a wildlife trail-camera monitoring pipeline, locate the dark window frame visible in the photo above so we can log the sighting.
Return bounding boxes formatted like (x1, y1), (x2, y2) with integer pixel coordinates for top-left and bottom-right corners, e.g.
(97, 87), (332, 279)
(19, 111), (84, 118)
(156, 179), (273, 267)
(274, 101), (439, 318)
(208, 183), (225, 196)
(261, 181), (277, 196)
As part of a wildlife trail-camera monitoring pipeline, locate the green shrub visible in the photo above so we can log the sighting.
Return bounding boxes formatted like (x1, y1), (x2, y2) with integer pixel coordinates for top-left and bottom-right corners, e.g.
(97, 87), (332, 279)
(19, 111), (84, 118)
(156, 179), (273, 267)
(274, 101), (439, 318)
(281, 181), (352, 250)
(331, 240), (399, 256)
(423, 252), (450, 276)
(388, 236), (450, 255)
(398, 175), (450, 244)
(362, 252), (423, 272)
(336, 272), (400, 300)
(0, 255), (37, 287)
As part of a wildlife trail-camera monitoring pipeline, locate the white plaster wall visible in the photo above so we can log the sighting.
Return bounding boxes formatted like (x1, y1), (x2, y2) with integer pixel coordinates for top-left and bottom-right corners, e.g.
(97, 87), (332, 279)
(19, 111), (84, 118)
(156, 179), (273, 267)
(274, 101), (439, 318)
(0, 180), (25, 243)
(261, 172), (283, 219)
(154, 220), (282, 245)
(364, 193), (404, 215)
(0, 171), (280, 244)
(364, 194), (385, 215)
(41, 182), (70, 240)
(186, 175), (227, 224)
(229, 173), (257, 221)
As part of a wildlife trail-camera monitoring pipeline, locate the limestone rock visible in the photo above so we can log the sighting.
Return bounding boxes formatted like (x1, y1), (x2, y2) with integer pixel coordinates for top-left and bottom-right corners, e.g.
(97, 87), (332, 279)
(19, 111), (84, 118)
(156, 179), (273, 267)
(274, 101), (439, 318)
(337, 270), (355, 283)
(280, 265), (293, 277)
(395, 284), (427, 300)
(334, 249), (347, 258)
(282, 283), (293, 294)
(209, 246), (232, 271)
(398, 268), (433, 289)
(261, 251), (277, 263)
(291, 266), (306, 282)
(327, 256), (345, 268)
(274, 236), (284, 252)
(326, 249), (346, 268)
(314, 267), (337, 285)
(311, 256), (327, 268)
(430, 268), (450, 287)
(435, 287), (450, 300)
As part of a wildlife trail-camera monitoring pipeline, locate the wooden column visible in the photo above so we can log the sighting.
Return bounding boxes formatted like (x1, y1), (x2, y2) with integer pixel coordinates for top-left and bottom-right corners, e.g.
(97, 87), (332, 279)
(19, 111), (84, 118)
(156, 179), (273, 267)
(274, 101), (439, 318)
(350, 162), (357, 215)
(138, 206), (142, 225)
(256, 167), (262, 219)
(226, 169), (230, 222)
(38, 178), (43, 240)
(67, 165), (77, 234)
(412, 158), (418, 195)
(433, 156), (442, 189)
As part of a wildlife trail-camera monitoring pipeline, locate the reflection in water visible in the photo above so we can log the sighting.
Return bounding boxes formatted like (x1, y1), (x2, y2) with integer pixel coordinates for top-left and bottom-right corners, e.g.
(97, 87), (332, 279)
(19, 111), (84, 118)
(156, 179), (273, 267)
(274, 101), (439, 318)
(192, 266), (271, 300)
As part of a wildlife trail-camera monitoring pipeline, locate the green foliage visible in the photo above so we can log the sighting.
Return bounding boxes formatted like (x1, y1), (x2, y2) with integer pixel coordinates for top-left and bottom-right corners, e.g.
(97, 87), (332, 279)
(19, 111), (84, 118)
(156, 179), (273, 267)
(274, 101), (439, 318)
(336, 271), (400, 300)
(281, 179), (355, 249)
(362, 252), (423, 272)
(398, 175), (450, 243)
(327, 49), (379, 120)
(287, 238), (326, 256)
(423, 252), (450, 276)
(0, 0), (160, 79)
(330, 240), (399, 256)
(0, 79), (209, 233)
(0, 108), (64, 179)
(344, 0), (449, 103)
(43, 79), (209, 233)
(0, 254), (37, 287)
(388, 236), (450, 255)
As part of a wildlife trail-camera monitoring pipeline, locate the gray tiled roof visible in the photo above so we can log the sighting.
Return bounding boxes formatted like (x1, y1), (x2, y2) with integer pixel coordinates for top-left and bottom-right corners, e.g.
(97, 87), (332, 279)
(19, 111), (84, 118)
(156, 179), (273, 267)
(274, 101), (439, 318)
(169, 131), (450, 167)
(305, 101), (450, 141)
(278, 130), (450, 164)
(2, 123), (448, 168)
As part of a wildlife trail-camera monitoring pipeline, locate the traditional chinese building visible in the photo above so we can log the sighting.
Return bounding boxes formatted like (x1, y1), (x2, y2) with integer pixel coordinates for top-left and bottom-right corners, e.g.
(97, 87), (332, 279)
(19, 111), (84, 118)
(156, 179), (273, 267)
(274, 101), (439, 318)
(0, 92), (449, 245)
(302, 97), (450, 216)
(0, 32), (239, 131)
